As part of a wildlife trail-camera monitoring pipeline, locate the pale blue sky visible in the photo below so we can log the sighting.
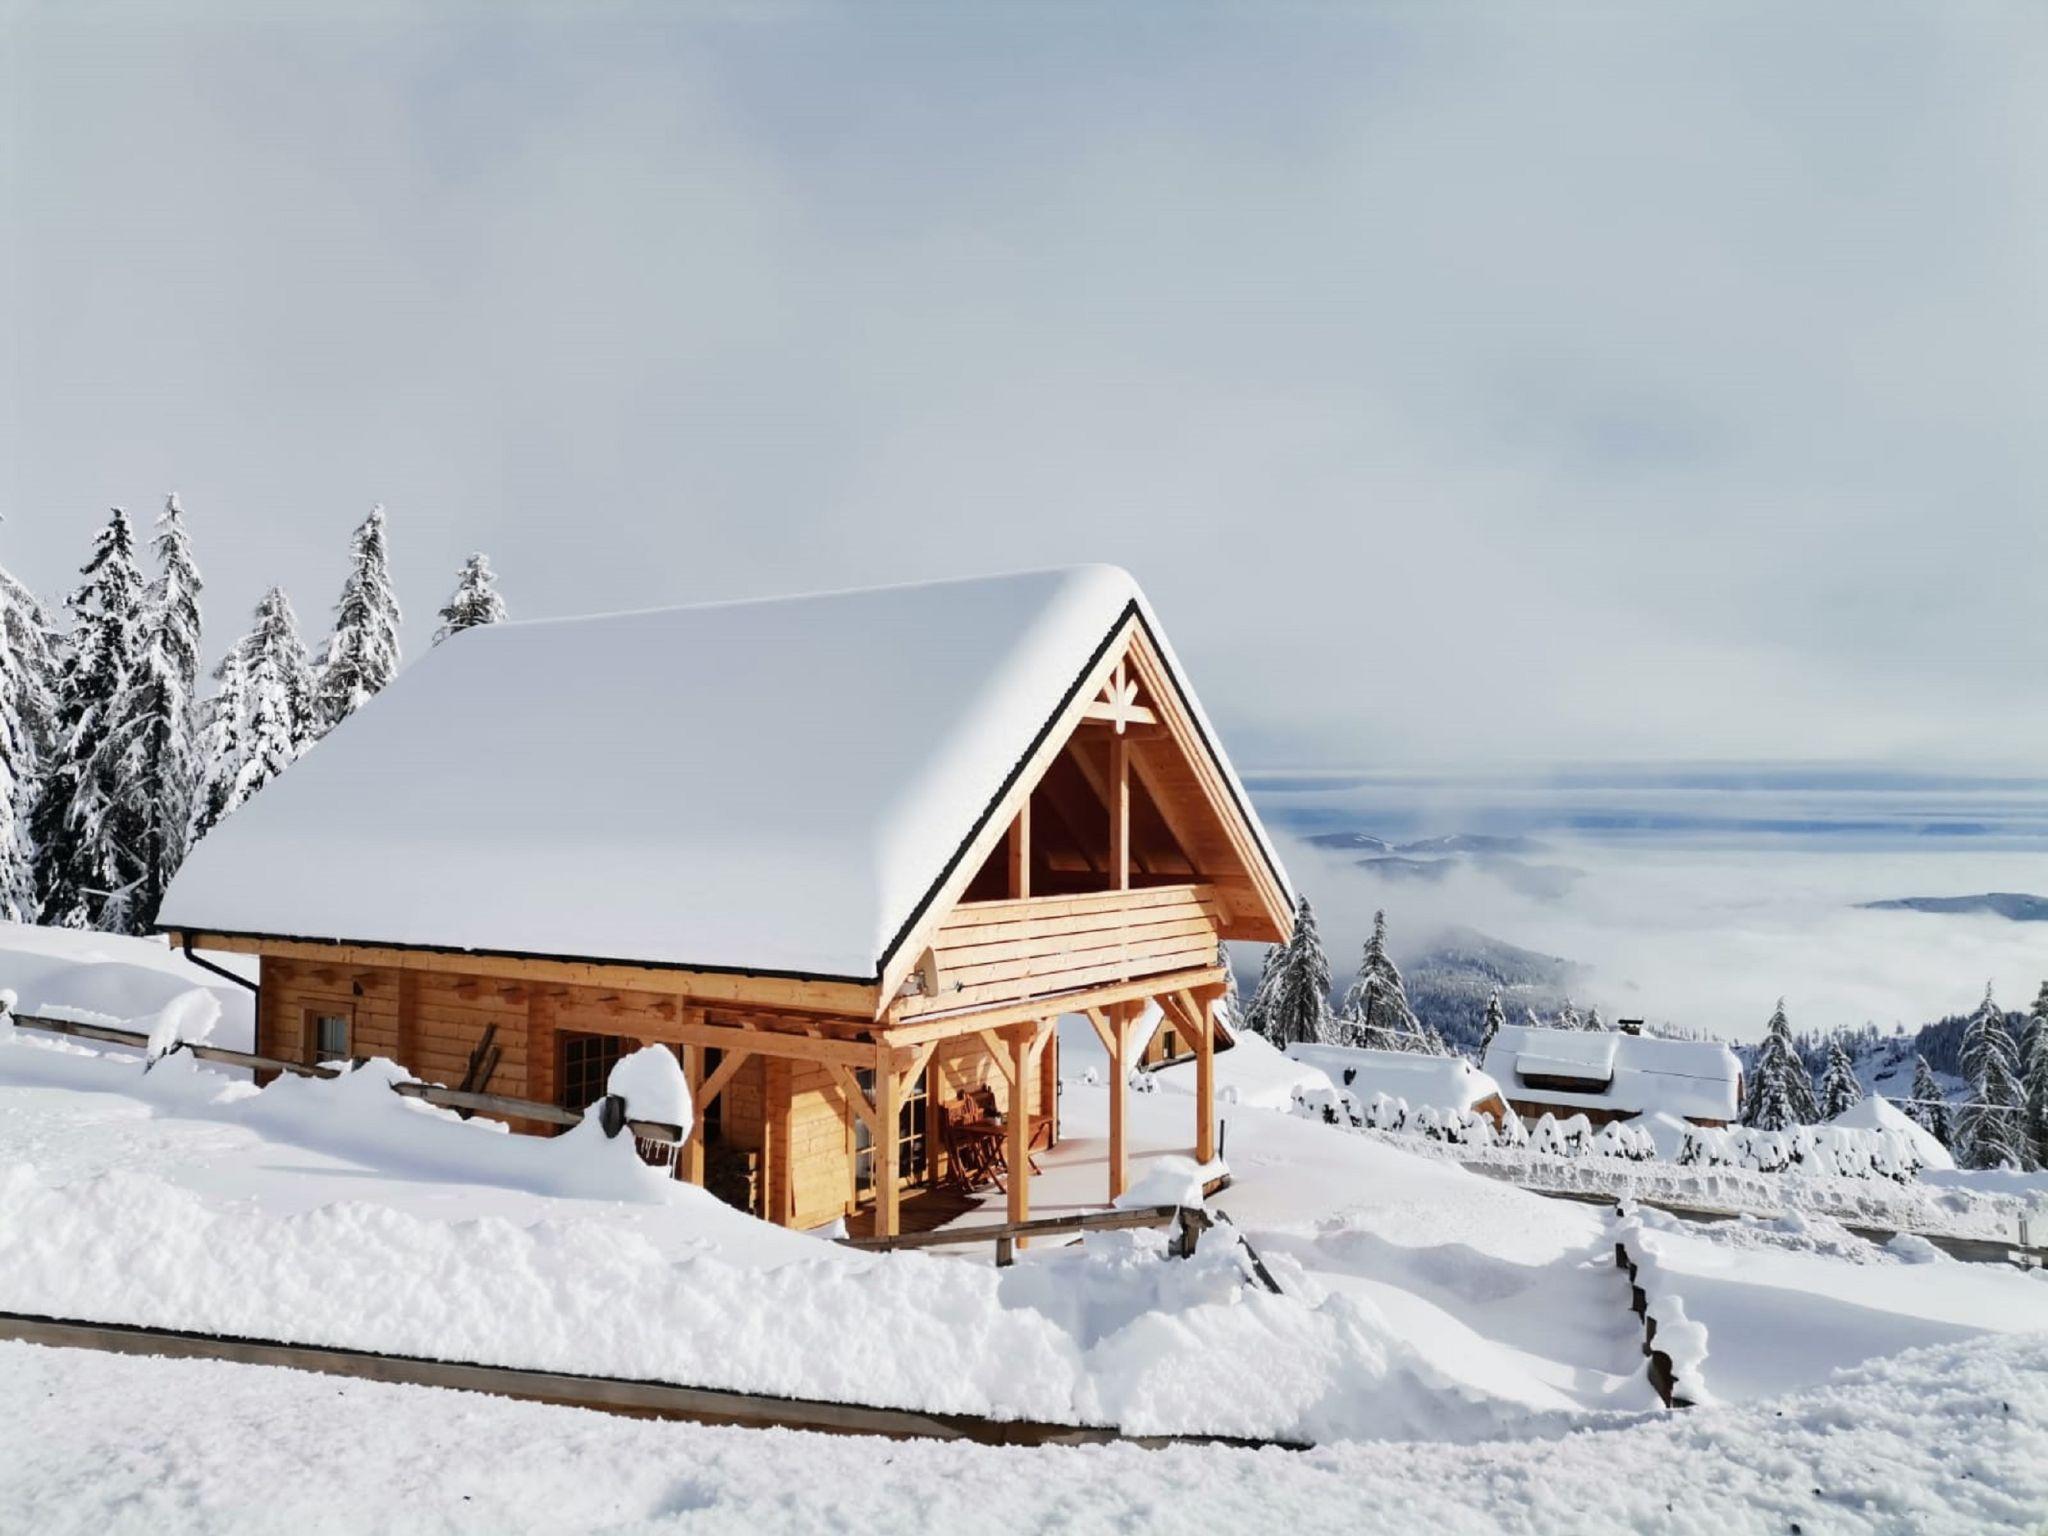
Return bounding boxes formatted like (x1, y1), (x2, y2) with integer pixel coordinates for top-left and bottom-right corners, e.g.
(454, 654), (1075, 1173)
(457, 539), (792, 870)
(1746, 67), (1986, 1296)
(5, 1), (2045, 766)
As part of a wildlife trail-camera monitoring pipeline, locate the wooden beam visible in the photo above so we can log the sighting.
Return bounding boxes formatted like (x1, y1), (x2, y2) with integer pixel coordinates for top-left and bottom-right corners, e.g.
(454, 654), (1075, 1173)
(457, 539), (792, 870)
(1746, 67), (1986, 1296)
(1110, 733), (1129, 892)
(888, 963), (1229, 1037)
(1007, 802), (1030, 900)
(1186, 990), (1215, 1164)
(682, 1039), (706, 1183)
(1080, 701), (1158, 727)
(1007, 1026), (1033, 1234)
(1081, 1006), (1115, 1056)
(825, 1061), (881, 1139)
(1109, 1001), (1132, 1202)
(875, 1042), (901, 1240)
(978, 1028), (1017, 1086)
(171, 931), (879, 1018)
(694, 1048), (752, 1117)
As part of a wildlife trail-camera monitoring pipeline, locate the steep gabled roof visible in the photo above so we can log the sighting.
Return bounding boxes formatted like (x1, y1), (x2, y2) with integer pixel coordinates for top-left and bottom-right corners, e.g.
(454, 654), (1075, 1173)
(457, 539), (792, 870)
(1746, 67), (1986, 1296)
(161, 566), (1290, 984)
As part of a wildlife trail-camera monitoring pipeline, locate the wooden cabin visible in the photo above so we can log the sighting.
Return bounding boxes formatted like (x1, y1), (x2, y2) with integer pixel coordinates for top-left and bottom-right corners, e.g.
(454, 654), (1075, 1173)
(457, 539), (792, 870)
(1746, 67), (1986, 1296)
(159, 566), (1293, 1237)
(1479, 1025), (1742, 1130)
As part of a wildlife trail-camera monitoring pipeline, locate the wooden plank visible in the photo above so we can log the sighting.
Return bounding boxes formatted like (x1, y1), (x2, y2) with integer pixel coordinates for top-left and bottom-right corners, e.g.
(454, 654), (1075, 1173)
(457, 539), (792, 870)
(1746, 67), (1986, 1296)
(824, 1062), (881, 1139)
(1081, 1006), (1115, 1055)
(934, 882), (1202, 929)
(977, 1028), (1016, 1085)
(1186, 989), (1215, 1164)
(1008, 802), (1030, 900)
(932, 899), (1216, 963)
(889, 964), (1229, 1036)
(695, 1046), (753, 1117)
(900, 940), (1217, 1017)
(172, 932), (879, 1018)
(875, 1043), (900, 1239)
(1110, 733), (1129, 890)
(1109, 1001), (1132, 1202)
(1008, 1027), (1033, 1234)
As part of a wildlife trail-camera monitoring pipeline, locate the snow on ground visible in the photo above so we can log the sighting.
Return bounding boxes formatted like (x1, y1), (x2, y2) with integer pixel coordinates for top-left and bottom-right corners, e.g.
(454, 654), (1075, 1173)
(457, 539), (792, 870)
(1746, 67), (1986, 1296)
(5, 1331), (2045, 1534)
(0, 921), (254, 1050)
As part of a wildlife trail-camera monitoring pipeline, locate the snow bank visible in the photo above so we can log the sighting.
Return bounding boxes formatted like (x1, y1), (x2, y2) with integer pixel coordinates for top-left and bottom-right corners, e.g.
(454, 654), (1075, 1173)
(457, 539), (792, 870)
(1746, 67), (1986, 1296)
(0, 921), (253, 1050)
(1829, 1093), (1955, 1171)
(1112, 1155), (1223, 1209)
(142, 988), (222, 1064)
(1613, 1206), (1713, 1405)
(605, 1044), (693, 1133)
(1286, 1043), (1502, 1115)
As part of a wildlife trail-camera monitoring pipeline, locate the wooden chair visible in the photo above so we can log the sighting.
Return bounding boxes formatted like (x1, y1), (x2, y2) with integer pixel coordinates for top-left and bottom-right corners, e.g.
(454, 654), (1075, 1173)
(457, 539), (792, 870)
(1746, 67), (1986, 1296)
(938, 1098), (1006, 1193)
(964, 1086), (1053, 1177)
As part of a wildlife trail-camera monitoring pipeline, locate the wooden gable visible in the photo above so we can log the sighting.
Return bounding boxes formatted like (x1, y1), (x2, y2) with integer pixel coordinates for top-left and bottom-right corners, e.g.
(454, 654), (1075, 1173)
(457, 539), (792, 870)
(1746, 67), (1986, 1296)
(877, 614), (1292, 1008)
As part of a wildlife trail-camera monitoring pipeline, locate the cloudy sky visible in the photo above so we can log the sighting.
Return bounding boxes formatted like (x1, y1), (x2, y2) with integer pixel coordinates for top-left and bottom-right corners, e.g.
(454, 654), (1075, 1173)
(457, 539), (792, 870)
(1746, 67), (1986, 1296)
(6, 1), (2045, 770)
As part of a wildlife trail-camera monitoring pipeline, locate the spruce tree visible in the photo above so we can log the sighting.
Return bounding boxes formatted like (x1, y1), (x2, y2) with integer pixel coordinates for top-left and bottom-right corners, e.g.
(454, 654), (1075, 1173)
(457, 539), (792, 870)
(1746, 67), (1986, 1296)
(1906, 1055), (1952, 1147)
(1553, 1000), (1582, 1031)
(93, 495), (204, 926)
(315, 504), (402, 733)
(1267, 895), (1332, 1048)
(0, 559), (57, 922)
(1818, 1037), (1862, 1119)
(196, 588), (318, 837)
(1340, 909), (1422, 1050)
(2021, 1013), (2048, 1171)
(1742, 998), (1820, 1130)
(1478, 988), (1507, 1061)
(1583, 1004), (1603, 1032)
(1957, 983), (2026, 1169)
(434, 552), (507, 644)
(38, 510), (150, 929)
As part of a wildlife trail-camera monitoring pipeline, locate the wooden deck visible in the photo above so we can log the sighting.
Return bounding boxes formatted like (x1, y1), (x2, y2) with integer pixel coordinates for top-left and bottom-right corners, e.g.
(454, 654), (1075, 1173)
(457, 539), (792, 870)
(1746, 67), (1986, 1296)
(844, 1185), (983, 1241)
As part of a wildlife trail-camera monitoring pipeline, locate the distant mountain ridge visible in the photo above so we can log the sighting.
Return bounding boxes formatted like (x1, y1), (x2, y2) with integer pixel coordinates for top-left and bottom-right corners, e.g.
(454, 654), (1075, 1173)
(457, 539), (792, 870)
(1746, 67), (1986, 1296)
(1858, 892), (2048, 922)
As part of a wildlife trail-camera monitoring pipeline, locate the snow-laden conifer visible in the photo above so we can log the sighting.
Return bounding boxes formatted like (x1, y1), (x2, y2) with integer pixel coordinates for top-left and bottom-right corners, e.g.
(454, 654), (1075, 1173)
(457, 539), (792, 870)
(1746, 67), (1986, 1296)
(1956, 983), (2027, 1170)
(1478, 988), (1507, 1060)
(2020, 1013), (2048, 1171)
(1553, 999), (1582, 1031)
(1340, 909), (1425, 1050)
(1266, 896), (1332, 1048)
(315, 504), (401, 732)
(1741, 998), (1820, 1130)
(0, 559), (57, 921)
(1213, 944), (1245, 1039)
(197, 588), (319, 838)
(38, 511), (150, 929)
(1817, 1037), (1862, 1119)
(92, 495), (204, 926)
(1242, 944), (1281, 1040)
(1906, 1055), (1952, 1147)
(1583, 1004), (1603, 1032)
(433, 552), (507, 644)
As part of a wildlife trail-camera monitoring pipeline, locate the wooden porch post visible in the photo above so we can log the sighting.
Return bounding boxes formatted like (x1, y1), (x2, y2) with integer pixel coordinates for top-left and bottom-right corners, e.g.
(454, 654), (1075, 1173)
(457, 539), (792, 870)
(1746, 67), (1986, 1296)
(1007, 1026), (1032, 1234)
(1108, 1001), (1132, 1202)
(875, 1043), (901, 1239)
(682, 1040), (706, 1185)
(1193, 993), (1216, 1164)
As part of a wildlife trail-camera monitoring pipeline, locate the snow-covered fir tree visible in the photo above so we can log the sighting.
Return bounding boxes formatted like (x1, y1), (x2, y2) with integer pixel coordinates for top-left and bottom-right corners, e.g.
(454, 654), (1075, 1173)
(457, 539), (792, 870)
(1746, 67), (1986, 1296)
(1956, 983), (2027, 1170)
(196, 588), (318, 838)
(1553, 999), (1582, 1031)
(1741, 998), (1820, 1130)
(37, 510), (150, 930)
(433, 552), (507, 644)
(1906, 1055), (1952, 1147)
(1478, 988), (1507, 1059)
(91, 495), (204, 927)
(1582, 1004), (1604, 1031)
(1817, 1037), (1862, 1119)
(1340, 909), (1426, 1050)
(2020, 1012), (2048, 1170)
(1265, 896), (1333, 1048)
(315, 504), (402, 733)
(0, 558), (58, 922)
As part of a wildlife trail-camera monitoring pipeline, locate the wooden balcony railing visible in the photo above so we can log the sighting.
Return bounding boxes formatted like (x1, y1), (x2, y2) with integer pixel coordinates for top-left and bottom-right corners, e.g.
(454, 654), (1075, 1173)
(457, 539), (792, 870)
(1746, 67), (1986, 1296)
(901, 883), (1222, 1018)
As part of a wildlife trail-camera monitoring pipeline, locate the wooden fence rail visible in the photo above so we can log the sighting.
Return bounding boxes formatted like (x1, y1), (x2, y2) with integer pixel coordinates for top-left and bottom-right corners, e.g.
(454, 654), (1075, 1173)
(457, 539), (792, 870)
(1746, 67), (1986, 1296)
(839, 1202), (1212, 1266)
(4, 1011), (687, 1145)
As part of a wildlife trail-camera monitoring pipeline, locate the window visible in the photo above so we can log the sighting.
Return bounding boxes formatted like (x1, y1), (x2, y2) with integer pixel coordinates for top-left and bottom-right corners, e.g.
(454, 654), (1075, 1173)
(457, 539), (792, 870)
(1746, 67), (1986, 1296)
(853, 1065), (929, 1195)
(306, 1009), (351, 1064)
(558, 1031), (626, 1111)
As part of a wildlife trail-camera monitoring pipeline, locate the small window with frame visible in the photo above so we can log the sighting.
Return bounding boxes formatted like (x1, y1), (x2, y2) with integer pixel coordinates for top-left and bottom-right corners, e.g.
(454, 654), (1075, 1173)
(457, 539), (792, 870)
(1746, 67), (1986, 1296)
(306, 1008), (353, 1065)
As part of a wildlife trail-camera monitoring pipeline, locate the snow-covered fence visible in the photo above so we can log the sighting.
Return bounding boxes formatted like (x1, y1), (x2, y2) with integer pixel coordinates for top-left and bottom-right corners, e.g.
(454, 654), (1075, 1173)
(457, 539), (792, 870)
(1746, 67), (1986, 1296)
(1677, 1123), (1925, 1183)
(5, 1009), (691, 1146)
(1610, 1205), (1707, 1409)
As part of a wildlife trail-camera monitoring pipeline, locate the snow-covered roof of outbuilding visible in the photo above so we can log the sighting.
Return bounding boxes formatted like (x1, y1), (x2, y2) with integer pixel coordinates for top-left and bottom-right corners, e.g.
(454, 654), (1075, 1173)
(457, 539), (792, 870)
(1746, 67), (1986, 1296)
(160, 566), (1290, 983)
(1482, 1025), (1741, 1123)
(1285, 1043), (1505, 1113)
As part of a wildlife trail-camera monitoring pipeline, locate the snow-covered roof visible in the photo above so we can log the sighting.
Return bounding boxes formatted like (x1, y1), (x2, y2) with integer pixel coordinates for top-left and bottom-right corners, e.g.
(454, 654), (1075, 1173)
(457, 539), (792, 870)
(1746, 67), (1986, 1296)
(1482, 1025), (1741, 1123)
(160, 566), (1288, 982)
(1286, 1043), (1505, 1113)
